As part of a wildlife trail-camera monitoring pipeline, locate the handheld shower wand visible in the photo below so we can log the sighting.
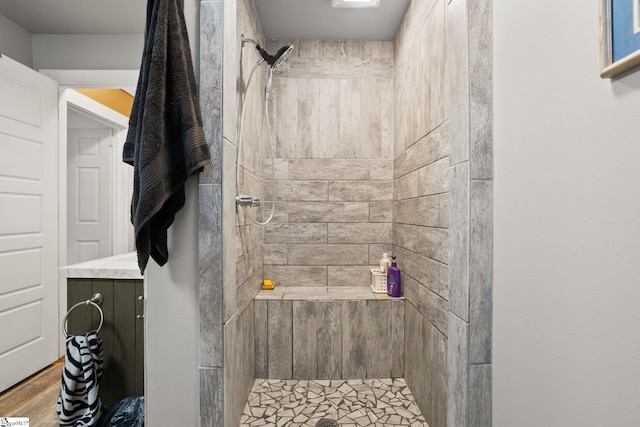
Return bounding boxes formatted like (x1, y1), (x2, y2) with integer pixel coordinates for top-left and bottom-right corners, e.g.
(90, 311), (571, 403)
(236, 35), (294, 225)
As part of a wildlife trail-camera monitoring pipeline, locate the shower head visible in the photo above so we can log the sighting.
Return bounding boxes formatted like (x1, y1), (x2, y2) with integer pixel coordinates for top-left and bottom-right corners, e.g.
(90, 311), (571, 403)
(241, 36), (294, 68)
(258, 45), (294, 68)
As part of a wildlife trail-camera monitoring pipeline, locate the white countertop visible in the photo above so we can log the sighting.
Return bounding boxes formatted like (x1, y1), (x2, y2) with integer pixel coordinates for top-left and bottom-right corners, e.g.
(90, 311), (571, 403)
(59, 252), (143, 280)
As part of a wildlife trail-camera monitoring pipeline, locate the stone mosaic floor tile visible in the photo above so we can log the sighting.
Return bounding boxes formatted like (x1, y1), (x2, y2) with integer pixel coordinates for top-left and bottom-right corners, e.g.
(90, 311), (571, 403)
(239, 378), (428, 427)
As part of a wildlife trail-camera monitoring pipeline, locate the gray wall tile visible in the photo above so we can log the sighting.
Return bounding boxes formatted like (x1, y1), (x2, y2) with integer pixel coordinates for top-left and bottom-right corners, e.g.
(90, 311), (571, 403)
(267, 300), (293, 378)
(417, 227), (449, 264)
(199, 184), (223, 367)
(369, 202), (393, 222)
(317, 79), (341, 158)
(223, 140), (238, 322)
(274, 78), (299, 159)
(419, 318), (435, 421)
(469, 0), (493, 181)
(265, 223), (327, 244)
(317, 301), (343, 379)
(328, 223), (392, 244)
(404, 304), (424, 406)
(199, 0), (223, 185)
(391, 299), (405, 378)
(370, 160), (394, 180)
(365, 300), (393, 378)
(341, 300), (367, 379)
(287, 202), (370, 223)
(394, 172), (420, 201)
(430, 325), (448, 427)
(254, 300), (268, 378)
(470, 364), (492, 427)
(439, 193), (450, 228)
(419, 157), (450, 196)
(223, 302), (256, 427)
(264, 244), (288, 265)
(328, 266), (373, 287)
(470, 180), (493, 364)
(263, 265), (327, 287)
(288, 159), (370, 180)
(449, 162), (470, 321)
(397, 196), (441, 227)
(439, 262), (450, 302)
(236, 267), (262, 315)
(417, 283), (449, 337)
(297, 79), (321, 158)
(275, 180), (328, 201)
(293, 301), (319, 379)
(393, 122), (449, 179)
(447, 312), (469, 427)
(286, 244), (369, 265)
(393, 224), (419, 252)
(448, 0), (470, 166)
(286, 58), (393, 80)
(236, 245), (263, 287)
(329, 180), (393, 202)
(200, 367), (224, 427)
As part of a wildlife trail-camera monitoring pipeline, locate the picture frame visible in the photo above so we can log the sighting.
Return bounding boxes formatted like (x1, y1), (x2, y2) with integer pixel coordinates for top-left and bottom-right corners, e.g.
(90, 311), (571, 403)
(600, 0), (640, 78)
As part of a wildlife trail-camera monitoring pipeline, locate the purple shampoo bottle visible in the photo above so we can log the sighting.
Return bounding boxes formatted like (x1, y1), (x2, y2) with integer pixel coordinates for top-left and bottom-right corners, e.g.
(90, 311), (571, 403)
(387, 256), (402, 297)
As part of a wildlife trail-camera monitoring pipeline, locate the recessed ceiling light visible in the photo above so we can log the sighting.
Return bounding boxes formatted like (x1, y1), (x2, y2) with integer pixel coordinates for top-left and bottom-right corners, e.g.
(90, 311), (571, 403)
(332, 0), (381, 8)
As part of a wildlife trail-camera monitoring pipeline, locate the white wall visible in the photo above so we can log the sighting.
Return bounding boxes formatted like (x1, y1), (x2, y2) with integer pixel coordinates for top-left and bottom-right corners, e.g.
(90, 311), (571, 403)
(0, 13), (33, 67)
(32, 2), (198, 72)
(33, 35), (144, 70)
(143, 1), (201, 425)
(494, 1), (640, 425)
(145, 177), (200, 426)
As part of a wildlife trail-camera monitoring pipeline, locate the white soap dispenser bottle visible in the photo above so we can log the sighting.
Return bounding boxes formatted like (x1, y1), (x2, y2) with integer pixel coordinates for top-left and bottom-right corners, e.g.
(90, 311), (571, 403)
(379, 253), (391, 275)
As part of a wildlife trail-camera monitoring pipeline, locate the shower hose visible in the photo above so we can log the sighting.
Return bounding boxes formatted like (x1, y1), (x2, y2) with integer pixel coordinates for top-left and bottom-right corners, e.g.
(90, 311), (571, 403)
(236, 59), (277, 226)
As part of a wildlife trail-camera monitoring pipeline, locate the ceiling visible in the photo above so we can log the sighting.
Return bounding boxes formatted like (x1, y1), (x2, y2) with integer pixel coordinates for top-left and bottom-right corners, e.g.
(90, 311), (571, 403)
(254, 0), (410, 41)
(0, 0), (409, 41)
(0, 0), (147, 34)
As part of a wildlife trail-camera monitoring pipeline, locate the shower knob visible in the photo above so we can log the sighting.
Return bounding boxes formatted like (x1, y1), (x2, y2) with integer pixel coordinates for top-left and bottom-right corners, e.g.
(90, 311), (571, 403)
(236, 194), (261, 207)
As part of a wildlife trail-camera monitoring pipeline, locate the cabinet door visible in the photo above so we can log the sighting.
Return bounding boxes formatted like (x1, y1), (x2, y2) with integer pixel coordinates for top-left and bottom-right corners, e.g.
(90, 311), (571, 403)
(135, 280), (144, 395)
(67, 278), (144, 405)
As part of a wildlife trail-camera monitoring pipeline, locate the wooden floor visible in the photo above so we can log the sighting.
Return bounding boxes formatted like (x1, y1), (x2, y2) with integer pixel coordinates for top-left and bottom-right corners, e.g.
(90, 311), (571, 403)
(0, 359), (63, 426)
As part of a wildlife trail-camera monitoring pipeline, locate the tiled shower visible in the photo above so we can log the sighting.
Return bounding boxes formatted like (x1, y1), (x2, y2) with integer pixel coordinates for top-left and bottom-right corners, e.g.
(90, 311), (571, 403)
(197, 0), (493, 426)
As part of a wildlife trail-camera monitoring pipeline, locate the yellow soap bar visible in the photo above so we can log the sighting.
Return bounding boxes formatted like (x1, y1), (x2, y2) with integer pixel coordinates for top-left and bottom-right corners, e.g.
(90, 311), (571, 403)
(262, 279), (275, 290)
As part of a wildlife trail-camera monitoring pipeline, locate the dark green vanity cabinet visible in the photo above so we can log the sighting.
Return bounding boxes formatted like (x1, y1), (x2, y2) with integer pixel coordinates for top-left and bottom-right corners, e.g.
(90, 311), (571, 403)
(66, 278), (144, 406)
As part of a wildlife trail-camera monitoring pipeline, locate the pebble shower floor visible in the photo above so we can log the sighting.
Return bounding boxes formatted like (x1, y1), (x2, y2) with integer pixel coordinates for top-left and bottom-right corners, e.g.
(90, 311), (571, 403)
(239, 378), (429, 427)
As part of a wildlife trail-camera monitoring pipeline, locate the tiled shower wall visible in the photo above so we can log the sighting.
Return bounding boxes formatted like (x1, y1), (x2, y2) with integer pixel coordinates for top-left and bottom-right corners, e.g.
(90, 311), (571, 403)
(199, 0), (269, 425)
(447, 0), (493, 425)
(263, 39), (395, 288)
(225, 0), (269, 425)
(393, 1), (449, 426)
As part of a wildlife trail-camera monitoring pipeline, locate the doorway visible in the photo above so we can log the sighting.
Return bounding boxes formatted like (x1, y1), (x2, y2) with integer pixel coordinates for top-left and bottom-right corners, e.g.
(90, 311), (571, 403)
(66, 112), (114, 265)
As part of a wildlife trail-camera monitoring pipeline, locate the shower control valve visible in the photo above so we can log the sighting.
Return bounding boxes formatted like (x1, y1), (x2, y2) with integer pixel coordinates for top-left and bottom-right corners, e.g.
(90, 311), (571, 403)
(236, 194), (261, 208)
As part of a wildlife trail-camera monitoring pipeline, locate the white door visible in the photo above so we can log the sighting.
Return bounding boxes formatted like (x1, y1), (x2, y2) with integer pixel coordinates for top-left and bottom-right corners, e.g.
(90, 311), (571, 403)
(67, 127), (113, 264)
(0, 55), (59, 392)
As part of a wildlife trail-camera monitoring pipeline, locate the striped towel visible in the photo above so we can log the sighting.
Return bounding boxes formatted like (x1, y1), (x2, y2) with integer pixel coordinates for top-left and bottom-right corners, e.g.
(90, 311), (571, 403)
(56, 331), (104, 426)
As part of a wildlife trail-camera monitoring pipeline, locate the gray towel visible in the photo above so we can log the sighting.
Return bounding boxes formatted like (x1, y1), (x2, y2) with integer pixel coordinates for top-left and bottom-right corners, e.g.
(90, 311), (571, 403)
(124, 0), (211, 274)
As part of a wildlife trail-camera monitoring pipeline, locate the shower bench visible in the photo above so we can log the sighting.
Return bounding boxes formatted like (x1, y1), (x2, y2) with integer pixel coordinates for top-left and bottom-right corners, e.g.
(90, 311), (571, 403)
(254, 286), (404, 380)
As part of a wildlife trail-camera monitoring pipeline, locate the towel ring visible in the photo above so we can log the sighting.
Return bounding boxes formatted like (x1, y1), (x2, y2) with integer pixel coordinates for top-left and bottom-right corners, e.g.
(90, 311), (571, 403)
(62, 293), (104, 338)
